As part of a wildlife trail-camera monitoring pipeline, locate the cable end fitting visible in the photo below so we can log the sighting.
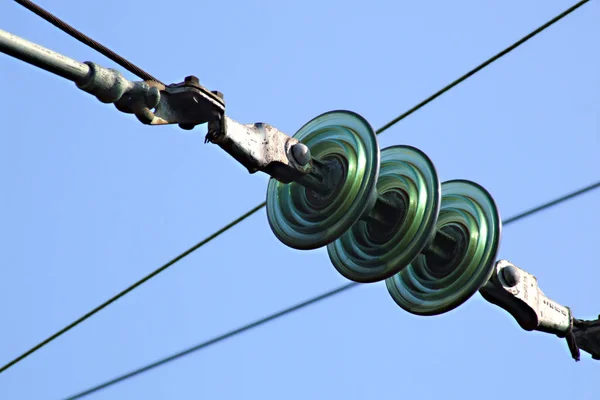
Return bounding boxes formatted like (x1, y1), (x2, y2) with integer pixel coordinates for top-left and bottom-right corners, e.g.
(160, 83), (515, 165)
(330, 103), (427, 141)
(76, 61), (133, 103)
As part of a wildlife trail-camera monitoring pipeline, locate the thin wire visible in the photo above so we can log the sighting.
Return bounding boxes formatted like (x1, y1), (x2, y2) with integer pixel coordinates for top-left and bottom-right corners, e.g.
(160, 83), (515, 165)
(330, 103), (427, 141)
(0, 203), (266, 375)
(64, 283), (358, 400)
(0, 0), (588, 376)
(375, 0), (590, 135)
(63, 181), (600, 399)
(14, 0), (164, 84)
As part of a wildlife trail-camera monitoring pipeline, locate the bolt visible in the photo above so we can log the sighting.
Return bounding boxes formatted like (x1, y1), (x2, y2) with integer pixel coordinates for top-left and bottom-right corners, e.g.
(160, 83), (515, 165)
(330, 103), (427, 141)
(184, 75), (199, 84)
(501, 265), (520, 287)
(291, 143), (311, 166)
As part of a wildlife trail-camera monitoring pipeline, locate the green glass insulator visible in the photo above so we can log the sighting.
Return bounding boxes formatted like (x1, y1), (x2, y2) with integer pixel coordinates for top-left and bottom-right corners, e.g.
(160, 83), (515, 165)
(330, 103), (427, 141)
(327, 145), (441, 283)
(386, 180), (502, 316)
(266, 110), (380, 250)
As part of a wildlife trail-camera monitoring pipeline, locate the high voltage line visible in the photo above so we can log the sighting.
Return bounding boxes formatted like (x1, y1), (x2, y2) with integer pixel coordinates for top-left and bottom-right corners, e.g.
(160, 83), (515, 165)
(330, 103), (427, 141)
(0, 0), (591, 385)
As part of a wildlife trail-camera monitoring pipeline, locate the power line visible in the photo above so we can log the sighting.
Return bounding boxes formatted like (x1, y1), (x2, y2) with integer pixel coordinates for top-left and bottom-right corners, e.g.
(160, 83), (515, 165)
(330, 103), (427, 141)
(376, 0), (590, 134)
(14, 0), (163, 84)
(0, 203), (265, 375)
(62, 181), (600, 400)
(0, 0), (588, 375)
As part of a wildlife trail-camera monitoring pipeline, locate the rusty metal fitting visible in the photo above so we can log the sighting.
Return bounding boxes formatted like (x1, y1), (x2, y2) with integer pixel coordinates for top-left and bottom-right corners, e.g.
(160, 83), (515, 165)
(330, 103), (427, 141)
(208, 117), (312, 183)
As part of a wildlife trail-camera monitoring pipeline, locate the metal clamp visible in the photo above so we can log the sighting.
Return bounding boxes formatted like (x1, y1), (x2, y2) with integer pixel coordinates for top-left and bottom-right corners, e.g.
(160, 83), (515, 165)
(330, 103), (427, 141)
(78, 63), (225, 128)
(140, 75), (224, 129)
(0, 29), (224, 130)
(206, 117), (313, 183)
(480, 260), (580, 360)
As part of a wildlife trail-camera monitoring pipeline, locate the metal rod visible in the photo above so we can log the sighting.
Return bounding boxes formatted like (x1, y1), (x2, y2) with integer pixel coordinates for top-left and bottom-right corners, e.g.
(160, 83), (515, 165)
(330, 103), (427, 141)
(298, 156), (405, 229)
(297, 159), (331, 194)
(361, 196), (399, 228)
(0, 29), (89, 83)
(297, 155), (457, 260)
(365, 192), (459, 263)
(422, 229), (457, 262)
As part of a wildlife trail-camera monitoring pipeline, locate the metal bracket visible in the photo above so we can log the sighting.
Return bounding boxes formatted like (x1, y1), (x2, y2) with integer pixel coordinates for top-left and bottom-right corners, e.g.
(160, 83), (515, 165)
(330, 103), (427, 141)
(206, 117), (312, 183)
(76, 62), (225, 128)
(480, 260), (572, 334)
(131, 75), (225, 129)
(81, 62), (310, 183)
(0, 29), (224, 129)
(480, 260), (580, 360)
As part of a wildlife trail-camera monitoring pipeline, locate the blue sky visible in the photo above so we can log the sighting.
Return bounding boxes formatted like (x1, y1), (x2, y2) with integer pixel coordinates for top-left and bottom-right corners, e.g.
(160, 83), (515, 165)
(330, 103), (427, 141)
(0, 0), (598, 399)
